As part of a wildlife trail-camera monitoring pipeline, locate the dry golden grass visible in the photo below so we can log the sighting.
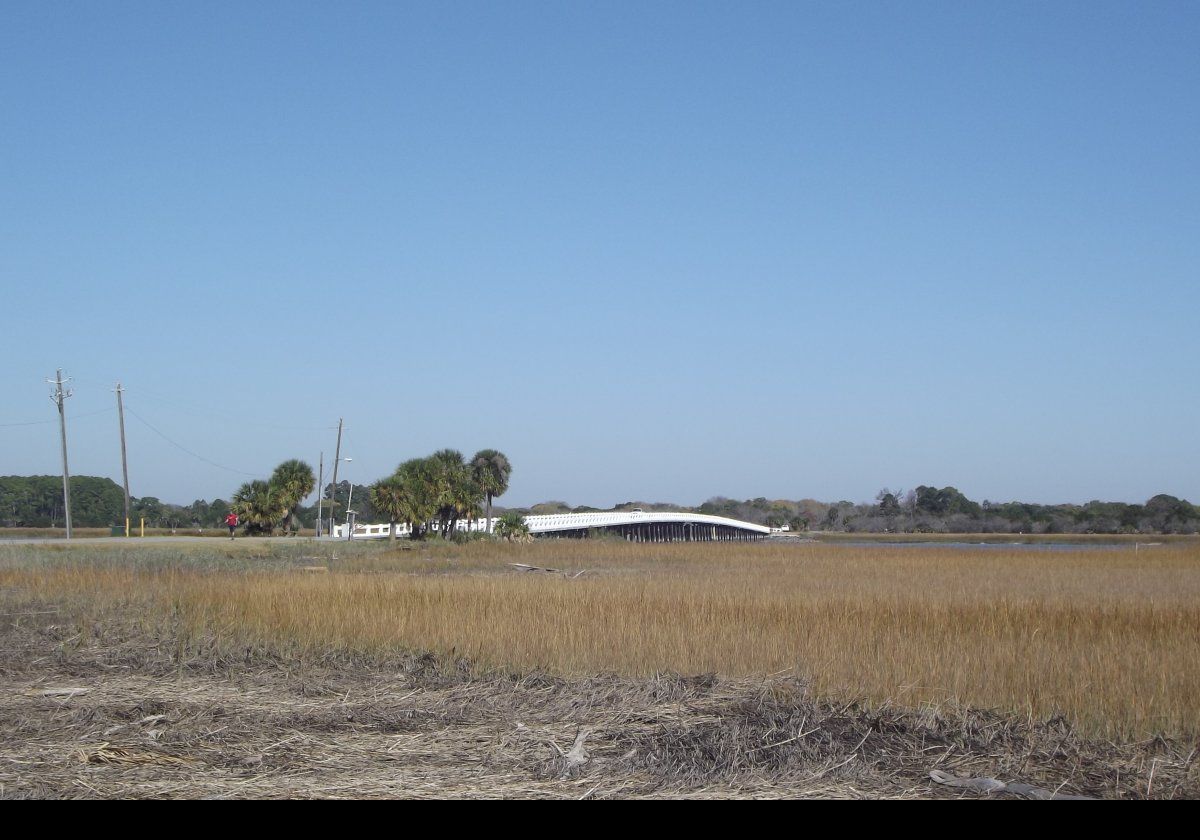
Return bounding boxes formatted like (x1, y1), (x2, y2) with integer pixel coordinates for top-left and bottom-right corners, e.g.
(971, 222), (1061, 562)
(2, 538), (1198, 740)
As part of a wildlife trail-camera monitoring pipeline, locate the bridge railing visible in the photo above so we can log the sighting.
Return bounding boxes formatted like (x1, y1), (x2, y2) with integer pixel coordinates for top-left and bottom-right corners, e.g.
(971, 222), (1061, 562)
(522, 511), (771, 534)
(331, 511), (769, 539)
(331, 518), (496, 540)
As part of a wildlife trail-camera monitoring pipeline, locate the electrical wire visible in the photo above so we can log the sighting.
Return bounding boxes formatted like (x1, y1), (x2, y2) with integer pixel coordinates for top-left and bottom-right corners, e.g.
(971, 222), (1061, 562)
(0, 407), (115, 428)
(124, 406), (260, 477)
(132, 388), (337, 432)
(53, 375), (336, 432)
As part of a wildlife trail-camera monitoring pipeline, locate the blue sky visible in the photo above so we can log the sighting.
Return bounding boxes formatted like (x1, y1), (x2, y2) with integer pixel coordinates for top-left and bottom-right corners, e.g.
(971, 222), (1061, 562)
(2, 1), (1197, 508)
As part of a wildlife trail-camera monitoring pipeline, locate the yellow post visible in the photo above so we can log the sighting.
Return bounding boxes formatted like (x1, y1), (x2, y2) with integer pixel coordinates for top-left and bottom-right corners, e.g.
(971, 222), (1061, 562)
(125, 517), (130, 537)
(140, 518), (145, 537)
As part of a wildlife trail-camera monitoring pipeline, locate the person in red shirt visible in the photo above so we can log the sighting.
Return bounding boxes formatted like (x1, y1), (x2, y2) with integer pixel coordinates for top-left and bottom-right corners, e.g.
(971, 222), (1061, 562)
(225, 511), (239, 540)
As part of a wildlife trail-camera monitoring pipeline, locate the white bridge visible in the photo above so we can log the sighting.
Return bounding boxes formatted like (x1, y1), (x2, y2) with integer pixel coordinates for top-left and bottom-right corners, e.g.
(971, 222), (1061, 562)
(332, 510), (771, 542)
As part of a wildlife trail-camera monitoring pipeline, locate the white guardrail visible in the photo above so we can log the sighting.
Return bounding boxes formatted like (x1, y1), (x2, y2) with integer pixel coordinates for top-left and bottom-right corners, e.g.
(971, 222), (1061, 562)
(331, 510), (771, 540)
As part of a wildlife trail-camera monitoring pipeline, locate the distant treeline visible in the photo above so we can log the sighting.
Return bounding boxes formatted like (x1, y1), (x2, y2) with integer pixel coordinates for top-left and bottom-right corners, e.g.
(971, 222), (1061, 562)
(0, 475), (381, 530)
(0, 475), (299, 530)
(1, 476), (230, 529)
(0, 475), (419, 531)
(5, 476), (1198, 535)
(695, 487), (1200, 535)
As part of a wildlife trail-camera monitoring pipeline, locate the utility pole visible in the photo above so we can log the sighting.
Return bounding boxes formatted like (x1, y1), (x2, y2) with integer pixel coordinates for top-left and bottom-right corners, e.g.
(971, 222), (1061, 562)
(328, 419), (343, 537)
(114, 382), (131, 533)
(48, 370), (73, 539)
(315, 451), (324, 538)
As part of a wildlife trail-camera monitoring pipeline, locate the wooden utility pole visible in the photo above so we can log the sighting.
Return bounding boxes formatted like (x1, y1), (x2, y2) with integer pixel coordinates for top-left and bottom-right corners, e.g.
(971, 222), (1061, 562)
(315, 451), (324, 538)
(328, 419), (343, 537)
(48, 370), (73, 539)
(114, 382), (131, 532)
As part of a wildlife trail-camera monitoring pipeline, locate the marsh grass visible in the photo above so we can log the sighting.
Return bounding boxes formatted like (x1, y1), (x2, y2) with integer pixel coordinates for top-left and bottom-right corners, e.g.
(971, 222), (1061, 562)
(802, 531), (1199, 544)
(2, 539), (1197, 739)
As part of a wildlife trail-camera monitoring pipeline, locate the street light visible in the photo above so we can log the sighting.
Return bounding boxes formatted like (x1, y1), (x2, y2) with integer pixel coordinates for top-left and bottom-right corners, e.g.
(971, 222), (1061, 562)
(345, 478), (358, 541)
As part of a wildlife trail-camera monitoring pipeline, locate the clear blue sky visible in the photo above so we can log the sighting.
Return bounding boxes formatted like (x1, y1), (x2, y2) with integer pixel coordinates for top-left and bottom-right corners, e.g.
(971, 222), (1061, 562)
(2, 1), (1197, 508)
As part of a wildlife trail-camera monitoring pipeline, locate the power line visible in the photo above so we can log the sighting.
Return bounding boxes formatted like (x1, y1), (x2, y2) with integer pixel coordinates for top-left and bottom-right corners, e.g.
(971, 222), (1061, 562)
(0, 407), (114, 428)
(0, 418), (55, 427)
(47, 374), (332, 430)
(7, 377), (331, 432)
(124, 406), (259, 477)
(131, 388), (337, 432)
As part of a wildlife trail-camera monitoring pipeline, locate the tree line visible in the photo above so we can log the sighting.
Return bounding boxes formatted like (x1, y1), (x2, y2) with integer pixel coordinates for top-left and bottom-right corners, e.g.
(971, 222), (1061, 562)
(0, 475), (246, 530)
(5, 472), (1197, 536)
(0, 475), (238, 530)
(696, 487), (1200, 535)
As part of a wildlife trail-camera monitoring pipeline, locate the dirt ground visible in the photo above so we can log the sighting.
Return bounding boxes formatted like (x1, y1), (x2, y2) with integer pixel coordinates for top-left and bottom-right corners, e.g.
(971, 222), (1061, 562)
(3, 619), (1196, 799)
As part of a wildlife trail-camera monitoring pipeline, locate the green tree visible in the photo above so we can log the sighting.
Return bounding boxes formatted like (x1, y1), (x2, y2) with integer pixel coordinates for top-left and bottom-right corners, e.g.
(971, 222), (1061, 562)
(494, 510), (530, 542)
(406, 457), (442, 539)
(470, 449), (512, 534)
(208, 498), (230, 526)
(1143, 494), (1196, 533)
(270, 459), (315, 534)
(187, 499), (211, 527)
(876, 490), (901, 517)
(450, 476), (483, 538)
(370, 475), (407, 541)
(231, 480), (284, 535)
(429, 449), (479, 538)
(134, 496), (164, 527)
(323, 480), (377, 527)
(376, 457), (441, 540)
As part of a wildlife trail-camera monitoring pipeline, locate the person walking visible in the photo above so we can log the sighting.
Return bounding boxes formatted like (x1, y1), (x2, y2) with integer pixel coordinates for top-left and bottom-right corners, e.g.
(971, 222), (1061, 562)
(225, 511), (239, 540)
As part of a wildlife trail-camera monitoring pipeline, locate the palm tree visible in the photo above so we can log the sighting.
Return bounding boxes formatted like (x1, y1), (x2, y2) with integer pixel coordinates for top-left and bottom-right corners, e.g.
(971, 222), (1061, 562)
(270, 459), (315, 535)
(231, 480), (285, 535)
(450, 473), (483, 537)
(494, 510), (530, 542)
(470, 449), (512, 533)
(393, 457), (440, 539)
(429, 449), (471, 538)
(370, 475), (406, 541)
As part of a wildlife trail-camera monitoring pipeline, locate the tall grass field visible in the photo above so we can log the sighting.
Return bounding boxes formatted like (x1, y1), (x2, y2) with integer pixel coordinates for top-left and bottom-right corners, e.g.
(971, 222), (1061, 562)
(2, 538), (1197, 739)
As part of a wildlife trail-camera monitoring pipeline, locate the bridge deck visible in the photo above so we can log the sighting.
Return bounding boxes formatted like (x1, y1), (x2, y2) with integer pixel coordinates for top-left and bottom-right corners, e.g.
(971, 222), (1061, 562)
(333, 511), (769, 541)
